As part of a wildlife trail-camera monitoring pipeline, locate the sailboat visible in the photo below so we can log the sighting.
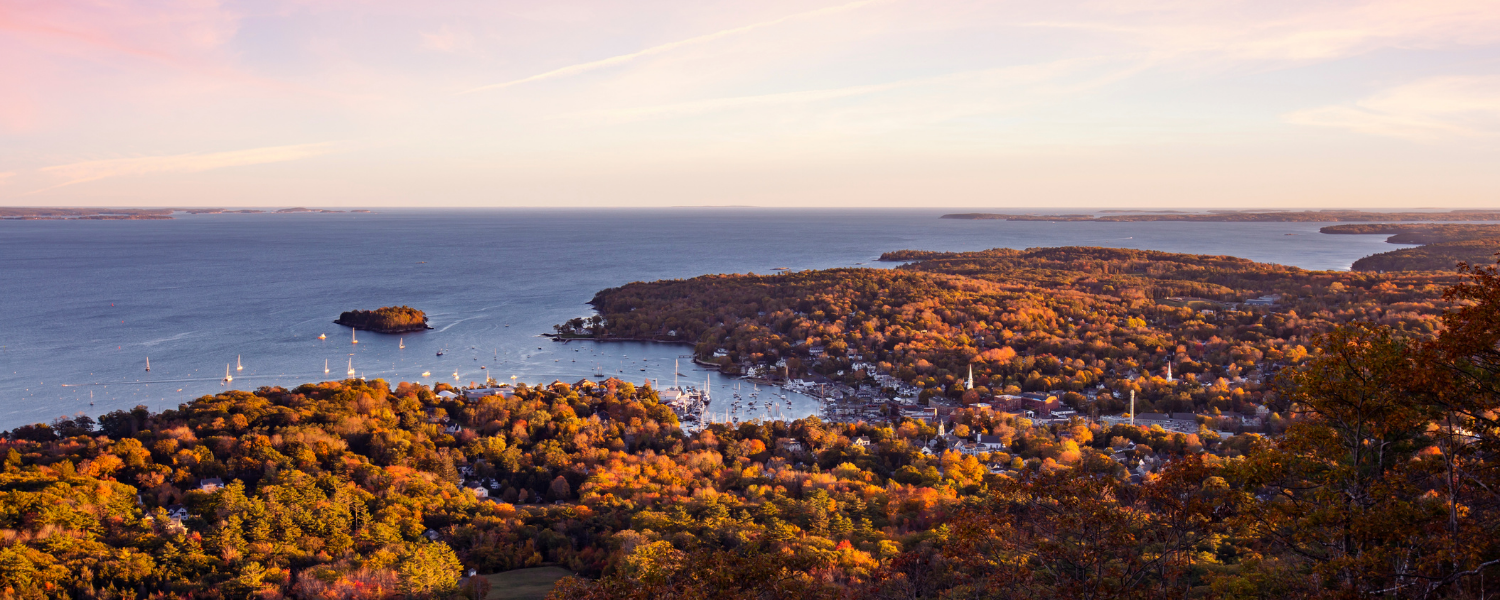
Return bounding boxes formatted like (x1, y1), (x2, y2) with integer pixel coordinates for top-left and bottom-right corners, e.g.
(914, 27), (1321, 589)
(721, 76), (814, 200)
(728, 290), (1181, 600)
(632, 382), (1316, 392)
(347, 357), (355, 377)
(399, 338), (405, 350)
(236, 355), (243, 371)
(318, 333), (326, 340)
(145, 357), (150, 372)
(324, 359), (330, 374)
(223, 364), (233, 384)
(352, 329), (358, 344)
(422, 371), (431, 377)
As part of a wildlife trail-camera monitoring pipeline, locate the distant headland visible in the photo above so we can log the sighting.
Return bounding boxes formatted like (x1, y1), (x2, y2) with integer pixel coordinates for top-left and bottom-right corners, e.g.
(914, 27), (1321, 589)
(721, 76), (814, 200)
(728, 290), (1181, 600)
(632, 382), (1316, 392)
(0, 207), (173, 220)
(1320, 223), (1500, 272)
(1, 207), (373, 220)
(334, 306), (431, 333)
(940, 209), (1500, 222)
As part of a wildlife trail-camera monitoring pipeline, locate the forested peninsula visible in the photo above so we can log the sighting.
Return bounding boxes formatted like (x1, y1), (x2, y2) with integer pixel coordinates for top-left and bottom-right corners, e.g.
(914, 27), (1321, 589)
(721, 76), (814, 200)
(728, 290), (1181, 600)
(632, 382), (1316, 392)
(940, 209), (1500, 222)
(1312, 224), (1500, 272)
(336, 306), (431, 333)
(573, 246), (1460, 415)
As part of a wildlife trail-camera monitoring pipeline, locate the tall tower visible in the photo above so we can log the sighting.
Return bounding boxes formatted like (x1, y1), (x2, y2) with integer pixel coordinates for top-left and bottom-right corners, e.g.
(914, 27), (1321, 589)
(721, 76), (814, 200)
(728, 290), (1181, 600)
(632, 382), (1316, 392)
(966, 365), (974, 390)
(1166, 362), (1173, 381)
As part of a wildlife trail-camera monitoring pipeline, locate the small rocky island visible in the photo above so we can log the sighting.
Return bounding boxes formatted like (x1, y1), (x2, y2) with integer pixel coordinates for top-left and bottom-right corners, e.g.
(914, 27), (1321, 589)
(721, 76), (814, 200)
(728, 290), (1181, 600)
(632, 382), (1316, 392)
(334, 306), (431, 333)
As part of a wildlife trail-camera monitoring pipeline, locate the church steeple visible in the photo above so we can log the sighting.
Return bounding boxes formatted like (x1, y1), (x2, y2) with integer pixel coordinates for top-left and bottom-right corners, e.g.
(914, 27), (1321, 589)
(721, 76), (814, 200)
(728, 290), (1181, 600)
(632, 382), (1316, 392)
(966, 364), (974, 390)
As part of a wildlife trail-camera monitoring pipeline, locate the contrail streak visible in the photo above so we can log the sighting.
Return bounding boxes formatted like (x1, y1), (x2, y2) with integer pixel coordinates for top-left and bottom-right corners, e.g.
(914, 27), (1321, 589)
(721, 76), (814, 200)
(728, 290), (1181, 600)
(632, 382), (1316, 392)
(461, 0), (893, 94)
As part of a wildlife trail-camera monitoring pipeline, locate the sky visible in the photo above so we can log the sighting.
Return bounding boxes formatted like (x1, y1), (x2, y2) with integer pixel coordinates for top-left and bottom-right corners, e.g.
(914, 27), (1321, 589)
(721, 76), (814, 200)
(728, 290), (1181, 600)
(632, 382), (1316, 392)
(2, 0), (1499, 208)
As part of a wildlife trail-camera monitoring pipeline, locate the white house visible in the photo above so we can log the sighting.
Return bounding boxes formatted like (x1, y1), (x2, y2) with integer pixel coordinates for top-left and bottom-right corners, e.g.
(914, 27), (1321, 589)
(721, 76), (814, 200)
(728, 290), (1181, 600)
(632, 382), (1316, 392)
(165, 505), (190, 522)
(975, 435), (1007, 452)
(463, 387), (514, 400)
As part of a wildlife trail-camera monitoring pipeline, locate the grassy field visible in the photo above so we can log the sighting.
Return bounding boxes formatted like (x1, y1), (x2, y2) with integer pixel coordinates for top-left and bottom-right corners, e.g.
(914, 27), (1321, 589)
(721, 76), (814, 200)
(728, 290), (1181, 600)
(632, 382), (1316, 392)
(1160, 296), (1225, 311)
(480, 567), (575, 600)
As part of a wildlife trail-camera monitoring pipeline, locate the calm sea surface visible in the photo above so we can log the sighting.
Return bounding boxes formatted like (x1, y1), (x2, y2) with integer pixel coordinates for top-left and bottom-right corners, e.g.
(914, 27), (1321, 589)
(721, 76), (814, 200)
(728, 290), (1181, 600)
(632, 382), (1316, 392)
(0, 209), (1404, 429)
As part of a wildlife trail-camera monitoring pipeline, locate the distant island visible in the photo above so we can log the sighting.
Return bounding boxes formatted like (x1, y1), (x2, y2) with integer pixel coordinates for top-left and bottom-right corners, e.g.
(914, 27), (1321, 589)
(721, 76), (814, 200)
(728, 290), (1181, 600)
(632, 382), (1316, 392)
(942, 209), (1500, 222)
(184, 207), (375, 215)
(1, 207), (373, 220)
(876, 249), (958, 262)
(878, 221), (1500, 272)
(334, 305), (431, 333)
(276, 207), (373, 214)
(0, 207), (173, 220)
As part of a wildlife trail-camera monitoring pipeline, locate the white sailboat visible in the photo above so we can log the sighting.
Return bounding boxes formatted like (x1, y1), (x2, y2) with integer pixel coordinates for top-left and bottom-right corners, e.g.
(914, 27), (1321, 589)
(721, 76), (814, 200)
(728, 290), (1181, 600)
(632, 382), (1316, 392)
(236, 355), (243, 371)
(145, 357), (150, 372)
(422, 371), (431, 377)
(352, 329), (358, 344)
(318, 333), (326, 340)
(347, 357), (355, 377)
(223, 363), (233, 384)
(324, 359), (330, 374)
(399, 338), (405, 350)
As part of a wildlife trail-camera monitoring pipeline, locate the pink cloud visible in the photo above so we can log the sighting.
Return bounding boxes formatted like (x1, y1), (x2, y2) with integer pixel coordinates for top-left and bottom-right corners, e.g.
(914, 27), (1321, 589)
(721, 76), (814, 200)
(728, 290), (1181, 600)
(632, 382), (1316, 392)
(1028, 0), (1500, 65)
(1286, 76), (1500, 140)
(0, 1), (345, 133)
(29, 142), (337, 194)
(0, 0), (239, 65)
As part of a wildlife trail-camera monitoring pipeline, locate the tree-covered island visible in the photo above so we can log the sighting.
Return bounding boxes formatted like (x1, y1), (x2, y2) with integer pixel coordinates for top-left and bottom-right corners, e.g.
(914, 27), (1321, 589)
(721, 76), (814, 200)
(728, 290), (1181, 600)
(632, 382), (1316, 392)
(336, 306), (432, 333)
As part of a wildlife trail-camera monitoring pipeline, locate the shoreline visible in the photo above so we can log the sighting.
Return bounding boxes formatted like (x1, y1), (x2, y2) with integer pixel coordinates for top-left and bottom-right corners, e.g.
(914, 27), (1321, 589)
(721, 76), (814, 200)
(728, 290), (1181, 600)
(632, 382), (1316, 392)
(544, 333), (693, 347)
(547, 336), (816, 392)
(333, 321), (433, 334)
(544, 334), (783, 379)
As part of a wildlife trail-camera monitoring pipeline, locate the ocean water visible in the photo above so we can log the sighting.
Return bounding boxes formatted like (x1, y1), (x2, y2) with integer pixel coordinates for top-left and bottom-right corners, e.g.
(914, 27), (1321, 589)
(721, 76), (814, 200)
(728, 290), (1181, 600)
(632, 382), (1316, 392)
(0, 209), (1404, 429)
